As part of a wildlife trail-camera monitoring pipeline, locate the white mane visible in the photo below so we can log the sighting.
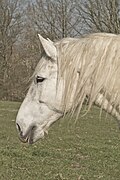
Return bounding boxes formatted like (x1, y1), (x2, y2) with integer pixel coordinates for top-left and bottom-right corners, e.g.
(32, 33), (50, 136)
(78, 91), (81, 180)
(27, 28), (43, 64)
(55, 33), (120, 116)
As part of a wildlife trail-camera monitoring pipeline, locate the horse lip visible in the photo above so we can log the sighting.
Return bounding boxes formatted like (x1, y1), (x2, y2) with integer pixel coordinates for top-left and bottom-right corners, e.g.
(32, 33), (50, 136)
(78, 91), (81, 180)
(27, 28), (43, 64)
(19, 125), (36, 144)
(19, 136), (28, 143)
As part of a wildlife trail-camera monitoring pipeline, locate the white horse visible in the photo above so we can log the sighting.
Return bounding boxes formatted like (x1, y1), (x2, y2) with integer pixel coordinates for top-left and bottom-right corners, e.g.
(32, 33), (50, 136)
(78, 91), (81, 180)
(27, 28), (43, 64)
(16, 33), (120, 144)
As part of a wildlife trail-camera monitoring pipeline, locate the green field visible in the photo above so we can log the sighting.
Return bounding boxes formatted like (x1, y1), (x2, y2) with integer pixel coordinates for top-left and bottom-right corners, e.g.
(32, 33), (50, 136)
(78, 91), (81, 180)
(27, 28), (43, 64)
(0, 101), (120, 180)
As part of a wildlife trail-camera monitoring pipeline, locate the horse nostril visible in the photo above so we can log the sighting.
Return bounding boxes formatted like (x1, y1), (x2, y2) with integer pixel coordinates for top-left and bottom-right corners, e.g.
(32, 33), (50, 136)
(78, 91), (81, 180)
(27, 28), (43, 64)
(16, 123), (23, 136)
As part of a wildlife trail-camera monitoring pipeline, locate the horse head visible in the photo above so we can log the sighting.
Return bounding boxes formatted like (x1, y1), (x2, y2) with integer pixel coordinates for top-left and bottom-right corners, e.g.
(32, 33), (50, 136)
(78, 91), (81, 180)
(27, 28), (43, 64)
(16, 35), (65, 144)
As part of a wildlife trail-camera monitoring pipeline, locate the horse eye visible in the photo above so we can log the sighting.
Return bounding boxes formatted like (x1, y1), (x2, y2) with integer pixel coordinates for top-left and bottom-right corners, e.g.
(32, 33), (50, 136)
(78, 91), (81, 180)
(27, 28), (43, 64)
(36, 76), (45, 83)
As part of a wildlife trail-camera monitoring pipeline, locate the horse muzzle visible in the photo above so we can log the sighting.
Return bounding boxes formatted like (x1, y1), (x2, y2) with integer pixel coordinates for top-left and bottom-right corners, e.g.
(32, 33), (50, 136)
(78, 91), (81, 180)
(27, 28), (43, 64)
(16, 123), (37, 144)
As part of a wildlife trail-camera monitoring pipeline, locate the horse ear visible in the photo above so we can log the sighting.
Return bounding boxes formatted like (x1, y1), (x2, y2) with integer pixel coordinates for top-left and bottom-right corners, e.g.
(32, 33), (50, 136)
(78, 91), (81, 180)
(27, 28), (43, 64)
(38, 34), (57, 60)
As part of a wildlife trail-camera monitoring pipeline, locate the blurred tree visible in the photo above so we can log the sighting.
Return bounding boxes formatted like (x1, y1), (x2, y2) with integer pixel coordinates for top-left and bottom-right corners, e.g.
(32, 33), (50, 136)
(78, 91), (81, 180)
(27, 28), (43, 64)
(1, 0), (120, 101)
(27, 0), (83, 40)
(0, 0), (23, 99)
(77, 0), (120, 34)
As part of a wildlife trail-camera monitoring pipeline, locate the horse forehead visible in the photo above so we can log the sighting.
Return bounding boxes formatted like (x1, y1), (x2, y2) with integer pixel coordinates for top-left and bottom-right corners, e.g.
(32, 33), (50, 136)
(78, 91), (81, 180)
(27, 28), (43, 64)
(42, 61), (56, 70)
(36, 60), (57, 76)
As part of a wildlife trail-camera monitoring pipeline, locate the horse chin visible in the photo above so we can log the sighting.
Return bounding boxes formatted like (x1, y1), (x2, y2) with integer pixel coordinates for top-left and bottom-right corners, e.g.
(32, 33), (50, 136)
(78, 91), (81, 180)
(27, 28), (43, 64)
(25, 133), (45, 144)
(29, 129), (45, 144)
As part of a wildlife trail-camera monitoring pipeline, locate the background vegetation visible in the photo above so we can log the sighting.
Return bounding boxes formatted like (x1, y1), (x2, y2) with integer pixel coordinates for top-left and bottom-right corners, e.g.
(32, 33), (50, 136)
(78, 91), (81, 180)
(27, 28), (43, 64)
(0, 101), (120, 180)
(0, 0), (120, 101)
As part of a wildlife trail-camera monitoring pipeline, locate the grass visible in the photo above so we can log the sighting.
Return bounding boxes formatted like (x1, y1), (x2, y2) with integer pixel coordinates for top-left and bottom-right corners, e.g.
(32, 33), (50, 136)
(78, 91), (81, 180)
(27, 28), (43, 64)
(0, 101), (120, 180)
